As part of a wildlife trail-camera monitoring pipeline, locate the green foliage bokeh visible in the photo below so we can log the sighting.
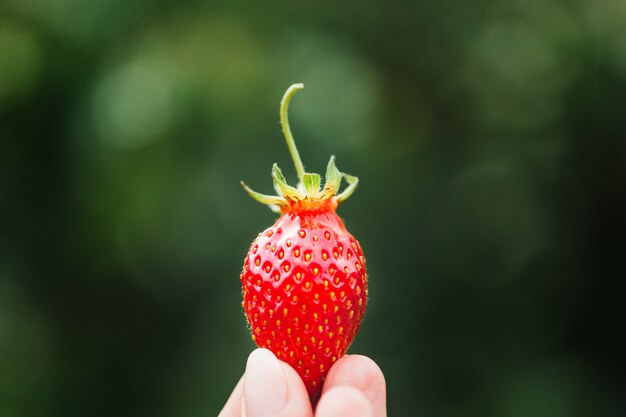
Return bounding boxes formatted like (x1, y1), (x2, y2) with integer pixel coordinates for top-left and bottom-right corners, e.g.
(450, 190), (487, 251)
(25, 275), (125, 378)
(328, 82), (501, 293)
(1, 1), (625, 416)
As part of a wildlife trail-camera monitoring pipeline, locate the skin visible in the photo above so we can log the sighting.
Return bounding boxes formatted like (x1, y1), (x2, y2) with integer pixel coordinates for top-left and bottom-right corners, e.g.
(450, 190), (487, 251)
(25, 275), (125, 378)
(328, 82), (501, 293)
(218, 348), (387, 417)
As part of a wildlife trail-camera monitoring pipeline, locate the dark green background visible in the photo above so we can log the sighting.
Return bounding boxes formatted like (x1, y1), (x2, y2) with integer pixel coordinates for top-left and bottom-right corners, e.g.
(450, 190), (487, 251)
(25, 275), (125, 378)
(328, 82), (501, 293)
(1, 1), (624, 416)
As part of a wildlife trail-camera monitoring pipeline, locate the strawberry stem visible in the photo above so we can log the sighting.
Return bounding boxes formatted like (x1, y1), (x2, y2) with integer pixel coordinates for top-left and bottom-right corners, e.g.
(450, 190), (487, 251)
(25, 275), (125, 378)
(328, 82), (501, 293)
(241, 84), (359, 212)
(280, 83), (306, 184)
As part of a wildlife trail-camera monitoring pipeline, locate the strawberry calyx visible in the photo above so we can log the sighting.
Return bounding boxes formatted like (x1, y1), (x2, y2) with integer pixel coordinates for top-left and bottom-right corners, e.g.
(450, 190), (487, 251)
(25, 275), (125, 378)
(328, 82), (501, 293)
(241, 83), (358, 214)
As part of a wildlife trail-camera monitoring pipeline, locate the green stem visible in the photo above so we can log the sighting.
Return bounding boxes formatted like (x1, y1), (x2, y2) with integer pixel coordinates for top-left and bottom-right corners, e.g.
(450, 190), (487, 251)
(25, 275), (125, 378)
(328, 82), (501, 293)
(280, 83), (306, 182)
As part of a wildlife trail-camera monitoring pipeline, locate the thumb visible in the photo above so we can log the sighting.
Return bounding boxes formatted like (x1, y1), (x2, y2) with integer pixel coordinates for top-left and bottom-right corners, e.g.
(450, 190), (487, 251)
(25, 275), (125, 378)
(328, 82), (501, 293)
(243, 348), (313, 417)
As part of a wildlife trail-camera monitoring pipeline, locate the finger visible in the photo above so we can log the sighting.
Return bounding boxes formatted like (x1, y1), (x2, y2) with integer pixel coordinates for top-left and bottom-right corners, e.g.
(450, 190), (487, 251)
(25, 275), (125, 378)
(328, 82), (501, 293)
(276, 360), (314, 416)
(243, 348), (313, 417)
(218, 376), (244, 417)
(316, 386), (374, 417)
(322, 355), (387, 417)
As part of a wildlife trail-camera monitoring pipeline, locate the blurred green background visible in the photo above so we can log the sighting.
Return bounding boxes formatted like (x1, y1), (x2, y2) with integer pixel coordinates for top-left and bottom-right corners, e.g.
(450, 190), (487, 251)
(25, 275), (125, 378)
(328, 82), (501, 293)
(1, 0), (625, 416)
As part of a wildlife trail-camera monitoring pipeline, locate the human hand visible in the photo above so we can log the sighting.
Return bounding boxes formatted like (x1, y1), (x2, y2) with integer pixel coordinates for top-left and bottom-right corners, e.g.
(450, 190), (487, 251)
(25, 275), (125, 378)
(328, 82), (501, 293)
(218, 348), (387, 417)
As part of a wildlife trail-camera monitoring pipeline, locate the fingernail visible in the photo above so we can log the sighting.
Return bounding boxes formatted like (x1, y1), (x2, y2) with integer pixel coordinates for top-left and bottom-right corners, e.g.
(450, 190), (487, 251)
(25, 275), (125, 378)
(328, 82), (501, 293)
(244, 349), (287, 417)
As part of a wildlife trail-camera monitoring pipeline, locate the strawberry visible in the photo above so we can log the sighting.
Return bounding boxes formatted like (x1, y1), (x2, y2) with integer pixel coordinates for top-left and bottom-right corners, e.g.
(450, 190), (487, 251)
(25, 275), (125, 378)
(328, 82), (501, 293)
(239, 84), (368, 400)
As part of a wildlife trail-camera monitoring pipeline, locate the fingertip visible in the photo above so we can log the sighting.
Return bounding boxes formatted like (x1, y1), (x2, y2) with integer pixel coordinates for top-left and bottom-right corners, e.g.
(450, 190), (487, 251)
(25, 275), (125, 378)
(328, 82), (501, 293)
(323, 355), (386, 417)
(276, 359), (314, 417)
(244, 349), (287, 416)
(324, 354), (386, 395)
(316, 386), (374, 417)
(243, 348), (313, 417)
(247, 348), (278, 365)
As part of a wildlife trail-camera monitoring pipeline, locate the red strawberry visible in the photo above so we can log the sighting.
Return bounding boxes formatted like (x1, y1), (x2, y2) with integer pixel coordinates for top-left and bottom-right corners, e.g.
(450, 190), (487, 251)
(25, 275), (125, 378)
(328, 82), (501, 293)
(240, 84), (368, 400)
